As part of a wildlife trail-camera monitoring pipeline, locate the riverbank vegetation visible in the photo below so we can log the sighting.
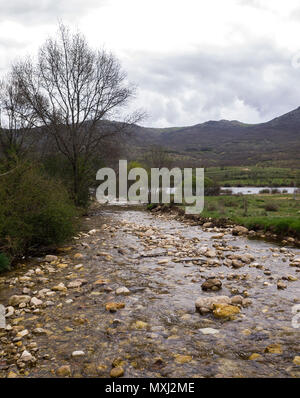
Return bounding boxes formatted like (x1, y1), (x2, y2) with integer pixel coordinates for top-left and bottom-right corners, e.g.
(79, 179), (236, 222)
(200, 194), (300, 238)
(0, 24), (140, 271)
(205, 166), (300, 187)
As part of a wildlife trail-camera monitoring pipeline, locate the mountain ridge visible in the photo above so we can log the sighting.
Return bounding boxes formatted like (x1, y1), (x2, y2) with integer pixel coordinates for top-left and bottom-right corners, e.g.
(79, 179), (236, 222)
(127, 106), (300, 167)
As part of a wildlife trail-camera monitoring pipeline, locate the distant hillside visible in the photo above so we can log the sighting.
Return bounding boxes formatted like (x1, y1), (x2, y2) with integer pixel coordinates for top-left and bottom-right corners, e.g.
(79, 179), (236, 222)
(126, 107), (300, 167)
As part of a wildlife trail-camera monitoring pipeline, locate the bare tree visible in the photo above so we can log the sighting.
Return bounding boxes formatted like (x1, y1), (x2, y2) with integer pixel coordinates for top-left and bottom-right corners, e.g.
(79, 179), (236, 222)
(0, 75), (36, 164)
(12, 23), (142, 204)
(143, 145), (174, 169)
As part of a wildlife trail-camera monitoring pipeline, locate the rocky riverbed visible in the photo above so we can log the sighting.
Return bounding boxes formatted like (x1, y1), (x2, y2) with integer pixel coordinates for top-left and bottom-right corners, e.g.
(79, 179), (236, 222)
(0, 204), (300, 378)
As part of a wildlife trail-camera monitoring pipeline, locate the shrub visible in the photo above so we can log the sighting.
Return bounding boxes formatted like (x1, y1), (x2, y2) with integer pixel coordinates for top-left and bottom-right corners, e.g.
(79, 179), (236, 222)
(264, 202), (279, 212)
(204, 177), (221, 196)
(0, 253), (10, 273)
(259, 189), (270, 194)
(0, 162), (77, 259)
(271, 188), (280, 194)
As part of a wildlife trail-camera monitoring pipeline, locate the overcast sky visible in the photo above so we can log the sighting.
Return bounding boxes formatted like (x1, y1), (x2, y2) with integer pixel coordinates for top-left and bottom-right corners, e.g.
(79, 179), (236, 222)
(1, 0), (300, 127)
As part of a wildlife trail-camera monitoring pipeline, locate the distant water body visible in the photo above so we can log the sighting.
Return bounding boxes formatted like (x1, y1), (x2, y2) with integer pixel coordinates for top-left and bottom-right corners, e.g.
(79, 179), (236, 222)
(221, 187), (298, 195)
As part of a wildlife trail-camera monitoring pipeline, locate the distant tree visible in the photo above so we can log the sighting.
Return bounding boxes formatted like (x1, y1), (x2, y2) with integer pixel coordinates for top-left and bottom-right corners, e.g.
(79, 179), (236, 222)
(0, 75), (35, 166)
(11, 23), (143, 205)
(143, 145), (173, 169)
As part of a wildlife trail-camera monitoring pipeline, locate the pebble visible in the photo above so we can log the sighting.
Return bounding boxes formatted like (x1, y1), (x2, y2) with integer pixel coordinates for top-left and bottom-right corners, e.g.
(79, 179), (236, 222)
(199, 328), (220, 335)
(72, 351), (85, 357)
(110, 366), (124, 378)
(56, 365), (71, 377)
(115, 287), (130, 295)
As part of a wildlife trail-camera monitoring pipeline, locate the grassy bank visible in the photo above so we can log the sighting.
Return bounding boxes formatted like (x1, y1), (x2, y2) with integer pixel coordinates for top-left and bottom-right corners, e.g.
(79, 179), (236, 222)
(205, 166), (300, 187)
(200, 194), (300, 238)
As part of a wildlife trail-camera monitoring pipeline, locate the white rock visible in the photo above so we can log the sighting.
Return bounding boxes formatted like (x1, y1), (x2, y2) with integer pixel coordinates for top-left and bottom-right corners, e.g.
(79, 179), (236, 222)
(21, 350), (35, 362)
(30, 297), (43, 306)
(5, 306), (14, 318)
(199, 328), (220, 335)
(115, 287), (130, 295)
(17, 329), (29, 338)
(33, 328), (47, 335)
(67, 280), (82, 289)
(72, 350), (85, 357)
(45, 301), (55, 307)
(88, 229), (98, 235)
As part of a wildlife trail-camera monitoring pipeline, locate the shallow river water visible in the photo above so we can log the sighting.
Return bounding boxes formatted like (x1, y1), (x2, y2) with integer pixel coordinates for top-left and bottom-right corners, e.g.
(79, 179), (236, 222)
(0, 205), (299, 378)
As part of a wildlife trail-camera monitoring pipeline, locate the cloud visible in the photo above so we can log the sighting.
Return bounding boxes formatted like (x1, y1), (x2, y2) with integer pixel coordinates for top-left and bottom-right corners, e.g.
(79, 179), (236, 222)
(124, 40), (300, 127)
(0, 0), (106, 24)
(0, 0), (300, 127)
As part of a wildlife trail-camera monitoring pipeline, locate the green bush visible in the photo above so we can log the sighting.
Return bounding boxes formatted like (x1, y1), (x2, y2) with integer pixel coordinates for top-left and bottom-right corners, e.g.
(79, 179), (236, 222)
(0, 253), (10, 272)
(264, 202), (279, 212)
(0, 162), (77, 259)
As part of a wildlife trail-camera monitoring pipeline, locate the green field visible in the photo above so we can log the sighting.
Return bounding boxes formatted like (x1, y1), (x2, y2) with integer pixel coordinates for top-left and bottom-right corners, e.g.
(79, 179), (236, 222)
(200, 194), (300, 238)
(205, 166), (300, 187)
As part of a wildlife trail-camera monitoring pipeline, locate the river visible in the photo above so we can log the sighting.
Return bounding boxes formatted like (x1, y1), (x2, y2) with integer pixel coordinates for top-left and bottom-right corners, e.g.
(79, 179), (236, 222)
(0, 205), (299, 378)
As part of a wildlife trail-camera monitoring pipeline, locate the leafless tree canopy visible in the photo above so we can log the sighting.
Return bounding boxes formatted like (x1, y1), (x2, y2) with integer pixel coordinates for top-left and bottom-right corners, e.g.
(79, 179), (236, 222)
(0, 75), (35, 160)
(8, 23), (143, 201)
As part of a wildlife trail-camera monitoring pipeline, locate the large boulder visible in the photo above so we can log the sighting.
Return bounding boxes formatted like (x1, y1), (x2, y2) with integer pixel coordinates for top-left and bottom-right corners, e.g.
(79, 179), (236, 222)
(8, 295), (31, 307)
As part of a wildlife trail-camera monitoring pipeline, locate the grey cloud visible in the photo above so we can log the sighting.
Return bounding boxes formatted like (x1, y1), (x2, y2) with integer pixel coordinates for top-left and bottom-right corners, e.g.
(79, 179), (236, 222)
(0, 0), (106, 24)
(124, 40), (300, 126)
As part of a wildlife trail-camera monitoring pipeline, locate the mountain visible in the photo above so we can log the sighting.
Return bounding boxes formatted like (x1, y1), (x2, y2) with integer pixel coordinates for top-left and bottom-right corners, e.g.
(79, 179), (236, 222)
(127, 107), (300, 167)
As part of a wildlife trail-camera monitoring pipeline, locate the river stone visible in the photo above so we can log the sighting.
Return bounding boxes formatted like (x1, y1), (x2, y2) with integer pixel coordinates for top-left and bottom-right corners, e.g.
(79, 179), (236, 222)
(213, 304), (240, 319)
(199, 328), (220, 335)
(110, 366), (124, 378)
(21, 350), (35, 362)
(68, 280), (83, 289)
(249, 353), (262, 360)
(33, 328), (47, 335)
(203, 222), (213, 228)
(134, 321), (148, 329)
(9, 295), (31, 306)
(45, 255), (58, 262)
(264, 344), (282, 354)
(72, 350), (85, 357)
(5, 306), (14, 318)
(17, 329), (29, 338)
(201, 278), (222, 291)
(293, 356), (300, 366)
(56, 365), (71, 377)
(232, 226), (249, 236)
(205, 249), (217, 258)
(52, 283), (67, 292)
(105, 302), (125, 312)
(30, 297), (43, 306)
(277, 280), (287, 290)
(115, 287), (130, 295)
(195, 296), (231, 314)
(174, 355), (192, 364)
(231, 295), (244, 305)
